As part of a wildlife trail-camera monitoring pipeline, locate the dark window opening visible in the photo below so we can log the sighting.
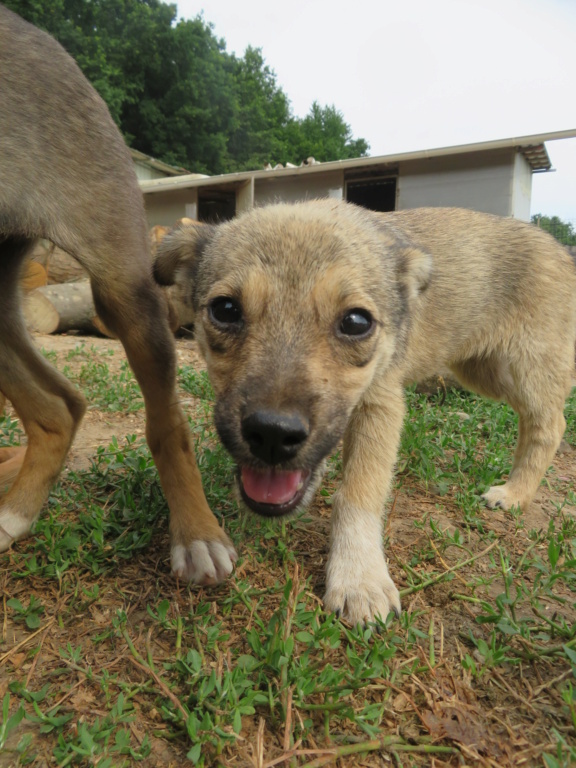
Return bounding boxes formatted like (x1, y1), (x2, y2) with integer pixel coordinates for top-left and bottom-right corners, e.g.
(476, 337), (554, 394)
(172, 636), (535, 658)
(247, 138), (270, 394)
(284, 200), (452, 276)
(346, 177), (396, 212)
(198, 190), (236, 223)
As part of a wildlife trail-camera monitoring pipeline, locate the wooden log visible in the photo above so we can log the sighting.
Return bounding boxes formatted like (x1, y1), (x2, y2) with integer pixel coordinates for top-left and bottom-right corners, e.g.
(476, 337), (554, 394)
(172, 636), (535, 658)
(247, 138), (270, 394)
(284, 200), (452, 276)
(25, 282), (117, 337)
(34, 281), (97, 333)
(20, 222), (203, 336)
(21, 261), (48, 293)
(28, 240), (86, 283)
(23, 290), (60, 333)
(46, 246), (88, 284)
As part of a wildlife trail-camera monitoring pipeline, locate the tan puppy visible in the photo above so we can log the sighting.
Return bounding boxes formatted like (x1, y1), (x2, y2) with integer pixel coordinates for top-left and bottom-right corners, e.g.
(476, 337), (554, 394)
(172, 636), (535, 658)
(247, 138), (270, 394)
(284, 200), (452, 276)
(155, 200), (576, 624)
(0, 5), (236, 582)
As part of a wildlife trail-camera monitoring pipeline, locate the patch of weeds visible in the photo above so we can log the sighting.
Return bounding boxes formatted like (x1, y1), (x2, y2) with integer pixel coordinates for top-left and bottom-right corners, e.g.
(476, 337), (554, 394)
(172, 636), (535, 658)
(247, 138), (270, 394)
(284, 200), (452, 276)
(179, 365), (238, 522)
(543, 731), (576, 768)
(11, 437), (165, 580)
(179, 366), (214, 401)
(193, 428), (237, 519)
(0, 412), (23, 444)
(65, 342), (114, 361)
(459, 510), (576, 683)
(0, 693), (26, 752)
(461, 633), (514, 678)
(400, 387), (516, 498)
(66, 360), (143, 412)
(564, 387), (576, 445)
(40, 348), (58, 364)
(51, 692), (151, 766)
(6, 596), (44, 630)
(141, 577), (406, 764)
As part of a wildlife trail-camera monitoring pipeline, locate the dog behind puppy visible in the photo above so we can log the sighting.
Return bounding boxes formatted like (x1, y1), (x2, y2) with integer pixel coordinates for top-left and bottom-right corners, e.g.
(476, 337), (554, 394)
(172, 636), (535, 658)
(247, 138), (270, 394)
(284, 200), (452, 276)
(0, 4), (236, 582)
(155, 200), (576, 624)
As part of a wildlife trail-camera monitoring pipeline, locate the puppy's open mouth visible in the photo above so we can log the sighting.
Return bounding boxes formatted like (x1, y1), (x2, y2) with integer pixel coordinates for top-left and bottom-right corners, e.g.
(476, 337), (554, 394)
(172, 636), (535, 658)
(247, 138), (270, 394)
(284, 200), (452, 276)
(239, 466), (311, 517)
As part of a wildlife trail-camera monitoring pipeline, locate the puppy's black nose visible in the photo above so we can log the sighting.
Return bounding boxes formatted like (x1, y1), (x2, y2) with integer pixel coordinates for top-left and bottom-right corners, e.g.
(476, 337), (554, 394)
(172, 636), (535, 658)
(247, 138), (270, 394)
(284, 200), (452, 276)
(241, 410), (309, 464)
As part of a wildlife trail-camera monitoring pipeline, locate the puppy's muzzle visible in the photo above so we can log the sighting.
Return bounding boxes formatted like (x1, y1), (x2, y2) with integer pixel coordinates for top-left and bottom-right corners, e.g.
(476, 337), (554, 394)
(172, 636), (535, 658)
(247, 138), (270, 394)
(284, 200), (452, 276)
(238, 409), (313, 517)
(241, 409), (309, 464)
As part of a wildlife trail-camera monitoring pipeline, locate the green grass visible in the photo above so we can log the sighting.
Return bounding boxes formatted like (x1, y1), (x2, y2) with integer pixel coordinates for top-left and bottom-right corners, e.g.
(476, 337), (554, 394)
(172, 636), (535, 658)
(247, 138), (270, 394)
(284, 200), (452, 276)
(0, 350), (575, 766)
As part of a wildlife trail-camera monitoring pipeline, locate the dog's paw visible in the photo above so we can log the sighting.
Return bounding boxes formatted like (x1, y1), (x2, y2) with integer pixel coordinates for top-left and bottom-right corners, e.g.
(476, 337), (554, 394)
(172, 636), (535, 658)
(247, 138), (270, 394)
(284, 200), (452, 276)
(483, 484), (525, 511)
(324, 544), (401, 626)
(324, 577), (401, 626)
(171, 535), (238, 585)
(0, 509), (31, 553)
(325, 502), (401, 625)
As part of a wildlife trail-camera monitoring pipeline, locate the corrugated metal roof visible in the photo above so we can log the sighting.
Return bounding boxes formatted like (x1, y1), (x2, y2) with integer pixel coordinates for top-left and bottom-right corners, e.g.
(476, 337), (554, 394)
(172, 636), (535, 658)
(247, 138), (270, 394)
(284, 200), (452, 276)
(140, 128), (576, 194)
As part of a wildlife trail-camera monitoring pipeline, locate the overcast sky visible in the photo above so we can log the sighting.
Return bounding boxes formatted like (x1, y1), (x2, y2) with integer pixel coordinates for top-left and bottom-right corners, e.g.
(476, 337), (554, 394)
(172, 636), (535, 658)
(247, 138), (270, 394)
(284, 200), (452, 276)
(177, 0), (576, 221)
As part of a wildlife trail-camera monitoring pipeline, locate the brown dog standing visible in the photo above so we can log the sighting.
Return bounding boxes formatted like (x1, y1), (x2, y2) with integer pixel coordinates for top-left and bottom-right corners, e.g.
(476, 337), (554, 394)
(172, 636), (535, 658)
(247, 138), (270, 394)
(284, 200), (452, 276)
(0, 5), (236, 582)
(156, 200), (576, 624)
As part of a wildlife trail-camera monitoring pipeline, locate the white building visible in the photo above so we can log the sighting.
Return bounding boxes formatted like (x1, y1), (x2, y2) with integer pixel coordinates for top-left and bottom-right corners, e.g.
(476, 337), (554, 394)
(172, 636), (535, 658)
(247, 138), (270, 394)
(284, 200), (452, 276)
(138, 129), (576, 227)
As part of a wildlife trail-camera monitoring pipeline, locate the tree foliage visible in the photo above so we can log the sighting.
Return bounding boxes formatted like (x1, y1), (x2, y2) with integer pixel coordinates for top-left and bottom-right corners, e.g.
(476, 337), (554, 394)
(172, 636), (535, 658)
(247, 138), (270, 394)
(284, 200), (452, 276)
(531, 214), (576, 246)
(5, 0), (369, 174)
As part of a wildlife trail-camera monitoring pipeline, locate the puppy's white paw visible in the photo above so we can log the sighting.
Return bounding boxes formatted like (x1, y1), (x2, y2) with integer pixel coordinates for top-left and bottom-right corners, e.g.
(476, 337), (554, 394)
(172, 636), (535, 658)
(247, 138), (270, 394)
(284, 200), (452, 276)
(0, 509), (32, 553)
(324, 513), (401, 625)
(483, 484), (524, 511)
(171, 536), (238, 585)
(324, 574), (401, 626)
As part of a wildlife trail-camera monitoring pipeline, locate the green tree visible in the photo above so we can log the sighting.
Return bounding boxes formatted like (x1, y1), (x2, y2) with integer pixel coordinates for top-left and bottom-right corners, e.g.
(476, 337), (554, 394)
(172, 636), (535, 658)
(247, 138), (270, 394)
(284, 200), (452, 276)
(122, 14), (237, 174)
(286, 102), (370, 165)
(227, 47), (293, 171)
(4, 0), (177, 125)
(4, 0), (370, 174)
(532, 214), (576, 246)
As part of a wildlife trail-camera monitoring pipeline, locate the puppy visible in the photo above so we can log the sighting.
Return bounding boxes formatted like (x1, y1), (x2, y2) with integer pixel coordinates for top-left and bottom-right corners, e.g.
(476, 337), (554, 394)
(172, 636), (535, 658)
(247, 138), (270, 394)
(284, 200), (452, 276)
(0, 5), (236, 582)
(155, 200), (576, 624)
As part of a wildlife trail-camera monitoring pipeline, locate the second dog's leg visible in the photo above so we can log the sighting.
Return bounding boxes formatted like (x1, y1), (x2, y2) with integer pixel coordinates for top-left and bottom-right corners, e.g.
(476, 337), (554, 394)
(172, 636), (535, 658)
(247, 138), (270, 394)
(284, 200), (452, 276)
(0, 238), (86, 550)
(323, 378), (404, 625)
(92, 278), (237, 584)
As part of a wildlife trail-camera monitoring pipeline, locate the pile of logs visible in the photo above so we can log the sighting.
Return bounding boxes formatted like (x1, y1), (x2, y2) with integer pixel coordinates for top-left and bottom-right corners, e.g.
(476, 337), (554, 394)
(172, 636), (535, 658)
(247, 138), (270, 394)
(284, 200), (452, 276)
(22, 218), (200, 337)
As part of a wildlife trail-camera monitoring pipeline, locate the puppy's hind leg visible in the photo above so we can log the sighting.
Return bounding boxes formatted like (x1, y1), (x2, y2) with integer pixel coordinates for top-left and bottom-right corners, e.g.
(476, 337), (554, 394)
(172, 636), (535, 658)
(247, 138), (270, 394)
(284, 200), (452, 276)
(453, 352), (571, 511)
(0, 237), (86, 550)
(483, 399), (567, 511)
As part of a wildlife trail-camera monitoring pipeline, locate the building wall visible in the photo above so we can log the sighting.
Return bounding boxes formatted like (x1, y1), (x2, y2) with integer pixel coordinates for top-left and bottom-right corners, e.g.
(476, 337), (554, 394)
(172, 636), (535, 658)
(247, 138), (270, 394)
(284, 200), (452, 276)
(397, 149), (517, 216)
(254, 171), (344, 206)
(142, 148), (536, 226)
(143, 188), (198, 228)
(510, 152), (532, 221)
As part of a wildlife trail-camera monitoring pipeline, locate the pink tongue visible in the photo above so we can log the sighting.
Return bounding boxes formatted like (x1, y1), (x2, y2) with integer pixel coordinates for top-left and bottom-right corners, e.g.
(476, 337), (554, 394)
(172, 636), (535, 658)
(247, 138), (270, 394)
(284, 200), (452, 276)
(241, 467), (303, 505)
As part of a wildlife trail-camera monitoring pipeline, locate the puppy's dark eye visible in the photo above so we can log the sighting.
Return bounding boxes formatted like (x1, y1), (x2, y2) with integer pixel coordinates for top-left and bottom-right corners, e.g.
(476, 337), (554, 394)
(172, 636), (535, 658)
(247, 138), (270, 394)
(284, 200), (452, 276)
(209, 296), (242, 327)
(339, 309), (373, 337)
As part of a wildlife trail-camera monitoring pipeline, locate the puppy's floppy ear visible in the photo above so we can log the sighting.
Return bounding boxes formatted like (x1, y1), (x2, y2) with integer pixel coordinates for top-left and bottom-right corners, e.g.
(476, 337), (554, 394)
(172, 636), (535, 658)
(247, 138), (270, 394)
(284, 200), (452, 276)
(153, 222), (214, 287)
(397, 246), (433, 301)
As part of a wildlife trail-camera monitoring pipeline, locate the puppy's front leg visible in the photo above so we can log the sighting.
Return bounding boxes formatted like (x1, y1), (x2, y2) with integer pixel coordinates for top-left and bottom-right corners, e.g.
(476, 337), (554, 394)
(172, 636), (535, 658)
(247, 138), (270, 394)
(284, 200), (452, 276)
(324, 379), (404, 625)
